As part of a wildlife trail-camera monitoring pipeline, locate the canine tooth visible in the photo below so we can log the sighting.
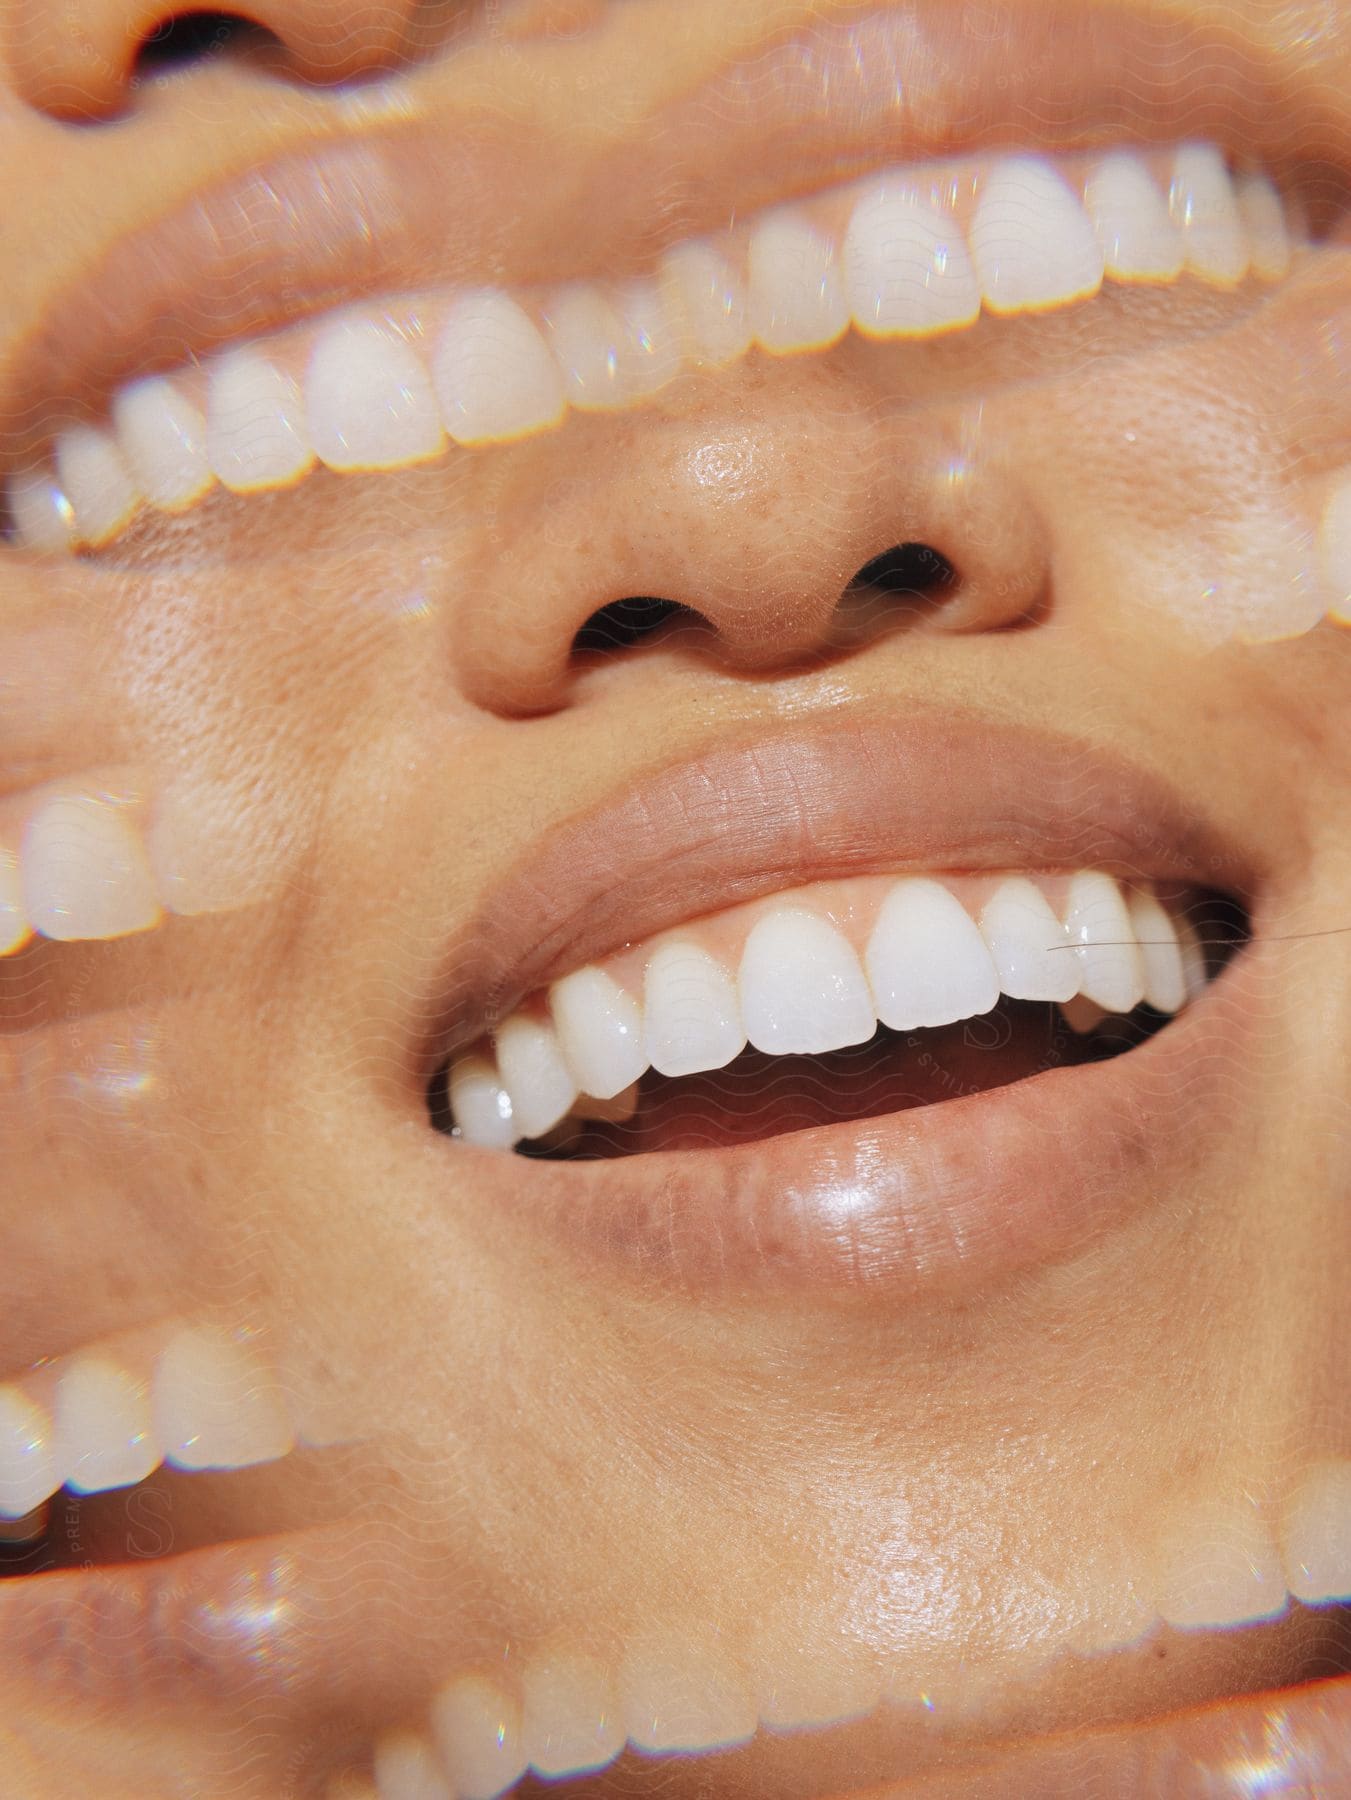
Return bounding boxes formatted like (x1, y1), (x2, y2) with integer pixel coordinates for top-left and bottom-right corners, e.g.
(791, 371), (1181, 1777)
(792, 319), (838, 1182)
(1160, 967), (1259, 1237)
(1126, 889), (1186, 1014)
(1155, 1497), (1287, 1628)
(373, 1731), (453, 1800)
(111, 376), (213, 511)
(21, 788), (161, 941)
(979, 876), (1079, 1002)
(1236, 173), (1292, 281)
(447, 1054), (517, 1149)
(843, 179), (982, 337)
(540, 284), (630, 412)
(575, 1081), (640, 1124)
(207, 348), (314, 491)
(1063, 871), (1145, 1014)
(748, 208), (850, 353)
(522, 1649), (625, 1778)
(0, 845), (30, 954)
(431, 1674), (526, 1800)
(618, 1627), (757, 1753)
(0, 1385), (60, 1518)
(6, 465), (75, 552)
(494, 1012), (578, 1140)
(864, 877), (1000, 1030)
(661, 241), (752, 366)
(1083, 152), (1185, 282)
(54, 425), (141, 545)
(1174, 911), (1209, 1003)
(549, 967), (647, 1100)
(969, 156), (1105, 315)
(1318, 474), (1351, 625)
(307, 316), (444, 471)
(1169, 145), (1249, 286)
(153, 1325), (294, 1472)
(55, 1354), (161, 1495)
(739, 907), (875, 1055)
(1058, 994), (1108, 1035)
(431, 288), (567, 446)
(612, 275), (686, 398)
(643, 940), (745, 1077)
(1279, 1460), (1351, 1603)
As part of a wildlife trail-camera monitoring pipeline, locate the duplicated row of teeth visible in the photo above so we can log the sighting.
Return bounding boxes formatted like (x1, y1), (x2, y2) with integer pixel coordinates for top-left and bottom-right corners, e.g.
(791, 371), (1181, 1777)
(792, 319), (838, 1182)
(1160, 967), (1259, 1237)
(448, 870), (1207, 1150)
(6, 144), (1297, 555)
(350, 1462), (1351, 1800)
(0, 1322), (294, 1523)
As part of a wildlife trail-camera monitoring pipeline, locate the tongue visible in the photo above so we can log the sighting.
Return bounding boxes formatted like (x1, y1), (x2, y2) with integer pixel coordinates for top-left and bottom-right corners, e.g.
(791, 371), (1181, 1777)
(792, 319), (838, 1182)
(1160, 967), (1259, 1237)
(619, 1000), (1099, 1154)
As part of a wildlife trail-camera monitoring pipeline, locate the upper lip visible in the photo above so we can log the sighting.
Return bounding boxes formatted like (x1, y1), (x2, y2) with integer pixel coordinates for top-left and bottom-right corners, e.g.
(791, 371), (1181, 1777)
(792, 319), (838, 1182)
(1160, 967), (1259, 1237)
(420, 701), (1262, 1076)
(4, 0), (1348, 460)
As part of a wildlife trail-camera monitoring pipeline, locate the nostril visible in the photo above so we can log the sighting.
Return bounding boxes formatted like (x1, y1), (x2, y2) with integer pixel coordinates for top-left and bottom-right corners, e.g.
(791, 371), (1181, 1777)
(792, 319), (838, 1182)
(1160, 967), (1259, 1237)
(846, 543), (957, 602)
(135, 11), (275, 73)
(571, 596), (702, 656)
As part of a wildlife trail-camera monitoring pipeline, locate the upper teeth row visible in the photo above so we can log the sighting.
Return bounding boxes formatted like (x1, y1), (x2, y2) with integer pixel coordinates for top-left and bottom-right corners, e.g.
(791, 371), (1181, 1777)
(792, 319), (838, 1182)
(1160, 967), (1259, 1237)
(447, 870), (1206, 1150)
(0, 1322), (295, 1521)
(7, 144), (1293, 555)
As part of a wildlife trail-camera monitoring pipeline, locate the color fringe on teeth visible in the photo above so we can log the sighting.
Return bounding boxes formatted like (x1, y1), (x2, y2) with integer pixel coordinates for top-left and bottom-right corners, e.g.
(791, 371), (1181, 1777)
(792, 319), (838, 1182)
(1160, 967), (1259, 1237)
(0, 1321), (295, 1522)
(4, 144), (1301, 558)
(442, 870), (1209, 1151)
(342, 1463), (1351, 1800)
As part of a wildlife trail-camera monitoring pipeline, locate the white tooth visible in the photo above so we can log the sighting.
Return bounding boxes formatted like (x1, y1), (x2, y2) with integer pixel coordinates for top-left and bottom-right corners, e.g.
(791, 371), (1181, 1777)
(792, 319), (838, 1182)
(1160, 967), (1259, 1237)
(1155, 1497), (1287, 1628)
(5, 465), (75, 553)
(843, 178), (982, 338)
(748, 208), (850, 353)
(540, 284), (630, 412)
(307, 316), (444, 471)
(55, 1354), (161, 1495)
(111, 376), (213, 511)
(1279, 1460), (1351, 1603)
(549, 967), (647, 1100)
(612, 275), (686, 399)
(1126, 889), (1186, 1014)
(153, 1326), (295, 1472)
(575, 1080), (640, 1124)
(969, 155), (1106, 315)
(431, 1674), (526, 1800)
(978, 876), (1079, 1002)
(494, 1012), (578, 1140)
(432, 288), (567, 446)
(54, 425), (141, 546)
(1063, 871), (1145, 1014)
(1174, 910), (1209, 1004)
(1057, 994), (1108, 1036)
(660, 241), (752, 367)
(0, 1385), (60, 1518)
(643, 940), (745, 1077)
(447, 1054), (517, 1149)
(618, 1627), (757, 1753)
(21, 789), (161, 942)
(1318, 474), (1351, 626)
(522, 1649), (625, 1778)
(373, 1731), (453, 1800)
(207, 349), (314, 491)
(739, 907), (875, 1055)
(864, 877), (1000, 1030)
(1236, 173), (1292, 282)
(1083, 152), (1185, 283)
(1168, 145), (1249, 286)
(0, 844), (31, 955)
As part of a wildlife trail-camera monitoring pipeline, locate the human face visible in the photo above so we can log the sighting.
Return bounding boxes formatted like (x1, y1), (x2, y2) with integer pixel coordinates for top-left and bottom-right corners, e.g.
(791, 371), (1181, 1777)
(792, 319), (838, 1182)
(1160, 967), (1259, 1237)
(1, 2), (1349, 1796)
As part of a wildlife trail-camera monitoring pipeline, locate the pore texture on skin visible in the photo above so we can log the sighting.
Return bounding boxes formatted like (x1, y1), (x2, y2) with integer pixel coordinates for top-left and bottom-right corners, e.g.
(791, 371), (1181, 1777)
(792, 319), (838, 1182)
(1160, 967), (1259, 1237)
(0, 2), (1349, 1797)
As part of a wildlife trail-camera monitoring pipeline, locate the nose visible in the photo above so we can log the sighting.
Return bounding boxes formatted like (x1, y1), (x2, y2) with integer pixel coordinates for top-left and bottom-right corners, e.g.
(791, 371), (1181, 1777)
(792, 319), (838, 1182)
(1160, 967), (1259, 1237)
(449, 365), (1053, 716)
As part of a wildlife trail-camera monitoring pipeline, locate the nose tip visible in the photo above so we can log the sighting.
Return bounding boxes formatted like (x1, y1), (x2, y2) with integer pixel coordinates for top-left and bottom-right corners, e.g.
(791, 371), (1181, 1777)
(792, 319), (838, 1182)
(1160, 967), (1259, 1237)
(448, 379), (1053, 717)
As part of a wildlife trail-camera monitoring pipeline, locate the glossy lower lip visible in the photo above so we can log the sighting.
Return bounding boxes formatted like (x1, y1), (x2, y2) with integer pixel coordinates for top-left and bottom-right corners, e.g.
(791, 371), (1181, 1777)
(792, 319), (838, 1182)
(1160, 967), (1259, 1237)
(450, 920), (1258, 1301)
(822, 1672), (1351, 1797)
(4, 0), (1346, 455)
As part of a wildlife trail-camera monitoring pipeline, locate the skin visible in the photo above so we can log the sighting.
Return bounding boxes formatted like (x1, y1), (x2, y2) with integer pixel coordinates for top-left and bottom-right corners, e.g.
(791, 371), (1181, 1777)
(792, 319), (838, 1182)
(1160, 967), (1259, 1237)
(1, 1), (1349, 1795)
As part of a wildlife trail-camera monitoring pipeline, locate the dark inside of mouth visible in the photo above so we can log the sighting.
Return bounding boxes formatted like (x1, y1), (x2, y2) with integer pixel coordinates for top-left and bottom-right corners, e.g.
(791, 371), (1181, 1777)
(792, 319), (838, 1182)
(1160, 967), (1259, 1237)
(428, 892), (1249, 1158)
